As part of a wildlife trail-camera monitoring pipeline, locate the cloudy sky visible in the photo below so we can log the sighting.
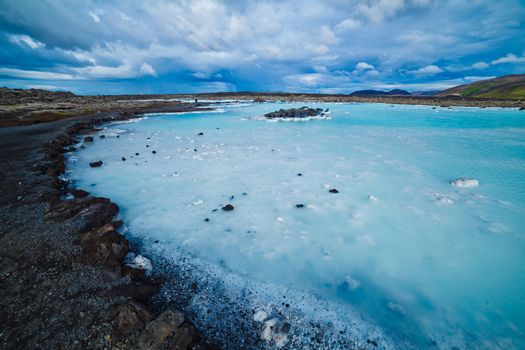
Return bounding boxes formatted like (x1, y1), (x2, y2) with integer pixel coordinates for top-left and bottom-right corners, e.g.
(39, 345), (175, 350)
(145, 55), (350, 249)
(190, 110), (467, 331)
(0, 0), (524, 94)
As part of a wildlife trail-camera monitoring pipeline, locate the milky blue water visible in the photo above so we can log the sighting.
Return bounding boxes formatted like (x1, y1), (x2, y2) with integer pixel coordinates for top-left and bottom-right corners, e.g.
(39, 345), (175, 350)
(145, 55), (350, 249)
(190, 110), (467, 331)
(67, 102), (525, 349)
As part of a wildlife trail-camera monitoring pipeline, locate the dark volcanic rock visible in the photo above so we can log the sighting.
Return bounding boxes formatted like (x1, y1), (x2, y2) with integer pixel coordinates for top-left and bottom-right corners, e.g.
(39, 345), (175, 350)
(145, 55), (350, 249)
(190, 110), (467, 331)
(170, 321), (202, 350)
(78, 223), (129, 267)
(70, 189), (89, 198)
(89, 160), (103, 167)
(110, 281), (160, 304)
(222, 204), (234, 211)
(111, 300), (152, 342)
(84, 136), (94, 142)
(45, 196), (119, 231)
(329, 188), (339, 193)
(138, 310), (185, 349)
(264, 106), (327, 120)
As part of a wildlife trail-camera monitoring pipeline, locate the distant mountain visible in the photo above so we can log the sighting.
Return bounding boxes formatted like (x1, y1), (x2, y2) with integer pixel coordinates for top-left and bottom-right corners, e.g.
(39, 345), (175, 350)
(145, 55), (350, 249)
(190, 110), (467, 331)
(411, 90), (439, 96)
(435, 74), (525, 100)
(349, 89), (411, 97)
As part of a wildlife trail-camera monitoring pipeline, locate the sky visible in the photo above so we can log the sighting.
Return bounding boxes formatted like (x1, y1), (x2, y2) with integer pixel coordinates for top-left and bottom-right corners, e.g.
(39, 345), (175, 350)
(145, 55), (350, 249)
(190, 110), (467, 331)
(0, 0), (524, 95)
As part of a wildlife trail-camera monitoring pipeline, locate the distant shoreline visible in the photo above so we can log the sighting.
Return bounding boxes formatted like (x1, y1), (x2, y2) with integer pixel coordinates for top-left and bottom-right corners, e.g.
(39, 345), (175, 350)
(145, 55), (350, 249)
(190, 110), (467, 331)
(1, 87), (524, 127)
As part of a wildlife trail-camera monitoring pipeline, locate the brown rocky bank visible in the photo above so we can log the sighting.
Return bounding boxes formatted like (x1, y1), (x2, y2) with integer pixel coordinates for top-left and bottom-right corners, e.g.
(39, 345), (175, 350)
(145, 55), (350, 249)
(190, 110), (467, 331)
(0, 106), (218, 349)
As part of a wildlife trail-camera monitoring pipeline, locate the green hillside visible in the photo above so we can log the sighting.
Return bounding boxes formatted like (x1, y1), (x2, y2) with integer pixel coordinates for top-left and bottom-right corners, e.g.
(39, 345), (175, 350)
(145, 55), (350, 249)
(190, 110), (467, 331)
(435, 74), (525, 100)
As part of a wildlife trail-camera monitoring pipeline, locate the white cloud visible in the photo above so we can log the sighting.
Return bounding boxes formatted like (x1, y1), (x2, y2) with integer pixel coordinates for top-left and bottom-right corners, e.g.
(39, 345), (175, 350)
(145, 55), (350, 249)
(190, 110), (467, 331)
(140, 63), (157, 76)
(192, 72), (209, 79)
(336, 18), (360, 31)
(356, 62), (375, 71)
(408, 64), (443, 75)
(358, 0), (433, 23)
(320, 25), (339, 44)
(313, 65), (329, 74)
(89, 11), (100, 23)
(0, 67), (74, 80)
(8, 34), (44, 49)
(471, 61), (489, 69)
(491, 53), (525, 64)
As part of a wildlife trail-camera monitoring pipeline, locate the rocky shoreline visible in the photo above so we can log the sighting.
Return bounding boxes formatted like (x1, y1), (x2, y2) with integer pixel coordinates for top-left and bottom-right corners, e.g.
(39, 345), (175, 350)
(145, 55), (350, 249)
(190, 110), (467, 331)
(0, 105), (219, 349)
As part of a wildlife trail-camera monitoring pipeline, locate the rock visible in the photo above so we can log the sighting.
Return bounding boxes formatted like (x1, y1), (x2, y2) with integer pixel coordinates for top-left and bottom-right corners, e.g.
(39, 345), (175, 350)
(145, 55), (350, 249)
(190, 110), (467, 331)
(84, 136), (94, 142)
(78, 224), (129, 267)
(89, 160), (103, 167)
(450, 178), (479, 188)
(152, 150), (156, 154)
(110, 281), (160, 303)
(261, 319), (290, 347)
(222, 204), (234, 211)
(253, 310), (268, 322)
(329, 188), (339, 193)
(111, 220), (124, 229)
(169, 322), (201, 350)
(45, 197), (119, 231)
(295, 204), (304, 208)
(122, 265), (146, 280)
(126, 254), (152, 271)
(70, 189), (89, 198)
(264, 107), (328, 120)
(198, 132), (204, 136)
(100, 135), (106, 139)
(138, 310), (185, 349)
(122, 157), (126, 161)
(111, 300), (152, 341)
(297, 173), (302, 176)
(253, 97), (266, 103)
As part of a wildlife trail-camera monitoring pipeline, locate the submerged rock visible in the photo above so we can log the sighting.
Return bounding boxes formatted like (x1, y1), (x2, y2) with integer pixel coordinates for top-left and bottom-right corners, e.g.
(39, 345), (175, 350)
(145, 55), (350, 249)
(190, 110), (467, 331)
(84, 136), (94, 142)
(263, 107), (329, 120)
(89, 160), (103, 167)
(329, 188), (339, 193)
(450, 178), (479, 188)
(222, 204), (234, 211)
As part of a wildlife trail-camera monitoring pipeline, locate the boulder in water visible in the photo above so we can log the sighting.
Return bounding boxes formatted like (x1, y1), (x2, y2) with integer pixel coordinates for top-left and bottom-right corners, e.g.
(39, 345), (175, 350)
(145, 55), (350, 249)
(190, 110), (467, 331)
(263, 107), (329, 120)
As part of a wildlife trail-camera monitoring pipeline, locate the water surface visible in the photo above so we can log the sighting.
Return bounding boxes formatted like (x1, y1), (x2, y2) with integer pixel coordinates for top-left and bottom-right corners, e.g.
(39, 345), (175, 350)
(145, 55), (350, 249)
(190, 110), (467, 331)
(68, 102), (525, 349)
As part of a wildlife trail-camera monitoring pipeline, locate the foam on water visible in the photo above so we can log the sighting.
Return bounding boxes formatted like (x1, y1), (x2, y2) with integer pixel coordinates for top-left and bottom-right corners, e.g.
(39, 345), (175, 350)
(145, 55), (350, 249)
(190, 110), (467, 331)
(67, 103), (525, 349)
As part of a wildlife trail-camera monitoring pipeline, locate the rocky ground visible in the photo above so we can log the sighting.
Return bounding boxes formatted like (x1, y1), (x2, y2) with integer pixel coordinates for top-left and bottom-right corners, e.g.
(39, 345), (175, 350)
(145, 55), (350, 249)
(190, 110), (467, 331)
(0, 104), (219, 349)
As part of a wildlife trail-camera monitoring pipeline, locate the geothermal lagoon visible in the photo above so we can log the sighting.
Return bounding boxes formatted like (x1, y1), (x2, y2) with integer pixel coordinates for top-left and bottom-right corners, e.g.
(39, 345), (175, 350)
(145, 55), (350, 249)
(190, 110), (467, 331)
(67, 102), (525, 349)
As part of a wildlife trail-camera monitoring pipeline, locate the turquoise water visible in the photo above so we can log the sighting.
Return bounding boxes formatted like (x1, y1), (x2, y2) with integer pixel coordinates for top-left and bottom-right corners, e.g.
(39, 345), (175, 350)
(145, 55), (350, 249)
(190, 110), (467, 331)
(68, 102), (525, 349)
